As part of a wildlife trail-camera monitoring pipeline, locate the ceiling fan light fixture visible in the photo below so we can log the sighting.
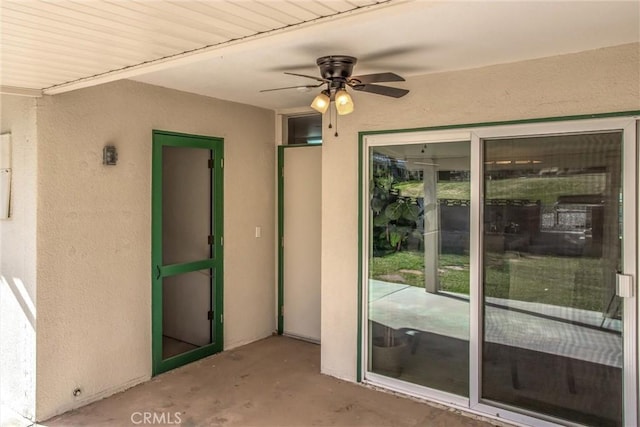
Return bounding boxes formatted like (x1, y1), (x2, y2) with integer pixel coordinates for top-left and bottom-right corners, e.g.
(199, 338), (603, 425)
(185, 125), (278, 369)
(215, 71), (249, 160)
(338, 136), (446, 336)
(310, 90), (330, 114)
(335, 88), (354, 115)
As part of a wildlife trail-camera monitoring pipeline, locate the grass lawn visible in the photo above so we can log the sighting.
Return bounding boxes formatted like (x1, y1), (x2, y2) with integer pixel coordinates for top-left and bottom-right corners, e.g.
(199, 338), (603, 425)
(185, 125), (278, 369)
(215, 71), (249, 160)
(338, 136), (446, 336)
(369, 251), (425, 287)
(370, 251), (608, 312)
(369, 251), (469, 291)
(484, 252), (607, 312)
(394, 181), (470, 199)
(371, 172), (610, 312)
(393, 174), (604, 204)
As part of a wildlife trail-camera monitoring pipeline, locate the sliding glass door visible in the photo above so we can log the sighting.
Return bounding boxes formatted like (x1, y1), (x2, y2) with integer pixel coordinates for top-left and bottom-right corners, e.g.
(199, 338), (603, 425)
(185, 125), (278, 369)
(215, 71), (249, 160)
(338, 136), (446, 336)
(361, 117), (637, 426)
(366, 140), (471, 398)
(481, 132), (625, 425)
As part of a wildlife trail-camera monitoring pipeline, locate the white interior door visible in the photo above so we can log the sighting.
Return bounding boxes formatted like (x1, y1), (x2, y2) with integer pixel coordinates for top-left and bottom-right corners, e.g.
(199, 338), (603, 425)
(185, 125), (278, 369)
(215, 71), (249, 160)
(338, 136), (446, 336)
(283, 146), (321, 342)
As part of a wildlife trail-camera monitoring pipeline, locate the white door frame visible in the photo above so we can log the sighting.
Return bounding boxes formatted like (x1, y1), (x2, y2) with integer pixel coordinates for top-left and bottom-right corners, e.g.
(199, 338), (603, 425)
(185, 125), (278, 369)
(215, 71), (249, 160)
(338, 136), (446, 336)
(360, 115), (639, 427)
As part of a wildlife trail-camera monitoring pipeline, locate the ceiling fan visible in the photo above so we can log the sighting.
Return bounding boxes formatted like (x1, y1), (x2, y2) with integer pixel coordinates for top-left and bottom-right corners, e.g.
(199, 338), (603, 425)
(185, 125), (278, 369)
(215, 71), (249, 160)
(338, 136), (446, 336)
(260, 55), (409, 115)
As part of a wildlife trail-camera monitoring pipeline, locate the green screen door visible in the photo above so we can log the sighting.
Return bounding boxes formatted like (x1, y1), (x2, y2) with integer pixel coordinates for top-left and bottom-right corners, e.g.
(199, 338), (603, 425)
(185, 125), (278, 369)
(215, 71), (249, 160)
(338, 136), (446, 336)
(152, 131), (224, 375)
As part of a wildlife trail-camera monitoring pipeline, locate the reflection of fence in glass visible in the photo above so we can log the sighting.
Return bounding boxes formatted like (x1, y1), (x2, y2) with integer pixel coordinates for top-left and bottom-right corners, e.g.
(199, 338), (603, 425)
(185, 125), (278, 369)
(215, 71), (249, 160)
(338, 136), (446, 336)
(481, 132), (624, 426)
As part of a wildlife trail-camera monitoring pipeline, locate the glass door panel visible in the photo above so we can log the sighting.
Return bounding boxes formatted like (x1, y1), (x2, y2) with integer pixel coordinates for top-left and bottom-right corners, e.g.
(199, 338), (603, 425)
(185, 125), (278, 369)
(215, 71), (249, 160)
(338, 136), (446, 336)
(481, 132), (623, 426)
(367, 141), (471, 396)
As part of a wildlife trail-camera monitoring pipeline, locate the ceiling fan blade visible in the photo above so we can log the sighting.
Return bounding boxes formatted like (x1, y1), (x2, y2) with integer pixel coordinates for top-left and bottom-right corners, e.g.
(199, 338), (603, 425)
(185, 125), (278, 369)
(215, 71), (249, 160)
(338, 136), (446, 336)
(349, 72), (405, 84)
(351, 83), (409, 98)
(259, 83), (323, 93)
(284, 72), (327, 83)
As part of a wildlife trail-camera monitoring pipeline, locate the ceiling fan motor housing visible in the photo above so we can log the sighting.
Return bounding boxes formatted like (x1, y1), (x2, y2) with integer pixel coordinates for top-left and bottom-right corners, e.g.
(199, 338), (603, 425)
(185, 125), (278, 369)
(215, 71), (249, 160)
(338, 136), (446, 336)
(316, 55), (357, 82)
(261, 55), (408, 98)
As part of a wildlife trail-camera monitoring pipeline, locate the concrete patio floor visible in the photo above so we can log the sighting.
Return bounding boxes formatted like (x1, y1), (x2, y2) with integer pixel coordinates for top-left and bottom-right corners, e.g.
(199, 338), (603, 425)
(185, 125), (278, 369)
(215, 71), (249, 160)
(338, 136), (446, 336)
(369, 280), (621, 367)
(41, 336), (498, 427)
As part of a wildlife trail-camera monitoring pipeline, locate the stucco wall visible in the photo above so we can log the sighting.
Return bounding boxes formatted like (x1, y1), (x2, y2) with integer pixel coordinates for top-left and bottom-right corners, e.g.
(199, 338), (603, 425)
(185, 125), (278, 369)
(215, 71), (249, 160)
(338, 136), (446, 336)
(35, 80), (275, 420)
(320, 43), (640, 381)
(0, 95), (38, 420)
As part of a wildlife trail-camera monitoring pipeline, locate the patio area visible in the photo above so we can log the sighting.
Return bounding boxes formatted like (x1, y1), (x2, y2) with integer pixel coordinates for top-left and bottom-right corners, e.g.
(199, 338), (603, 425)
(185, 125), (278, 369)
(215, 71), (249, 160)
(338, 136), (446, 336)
(369, 280), (621, 367)
(367, 279), (622, 425)
(36, 336), (494, 427)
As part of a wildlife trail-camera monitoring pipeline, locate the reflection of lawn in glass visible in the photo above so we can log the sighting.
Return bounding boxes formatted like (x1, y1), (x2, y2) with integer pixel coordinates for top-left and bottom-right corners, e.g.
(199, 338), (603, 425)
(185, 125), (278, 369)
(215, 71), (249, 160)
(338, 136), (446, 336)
(369, 251), (469, 290)
(370, 251), (606, 312)
(394, 174), (605, 205)
(369, 251), (425, 287)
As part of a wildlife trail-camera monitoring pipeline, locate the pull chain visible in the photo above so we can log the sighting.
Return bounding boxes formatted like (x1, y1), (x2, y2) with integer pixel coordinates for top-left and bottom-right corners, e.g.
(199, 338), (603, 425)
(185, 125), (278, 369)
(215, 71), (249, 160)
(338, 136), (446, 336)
(325, 104), (339, 137)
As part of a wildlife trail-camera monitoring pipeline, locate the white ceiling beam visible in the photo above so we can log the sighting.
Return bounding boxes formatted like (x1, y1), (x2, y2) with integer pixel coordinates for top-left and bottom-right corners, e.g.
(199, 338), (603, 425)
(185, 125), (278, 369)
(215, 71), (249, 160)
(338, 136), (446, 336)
(42, 0), (401, 95)
(0, 86), (43, 97)
(4, 1), (202, 52)
(147, 2), (265, 36)
(61, 1), (228, 48)
(1, 20), (171, 62)
(104, 1), (247, 42)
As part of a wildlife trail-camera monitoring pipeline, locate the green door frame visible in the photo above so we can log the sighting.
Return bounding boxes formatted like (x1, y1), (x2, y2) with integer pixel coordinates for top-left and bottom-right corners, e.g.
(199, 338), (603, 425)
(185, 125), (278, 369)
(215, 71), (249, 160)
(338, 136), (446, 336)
(356, 110), (640, 382)
(277, 143), (322, 335)
(152, 130), (224, 375)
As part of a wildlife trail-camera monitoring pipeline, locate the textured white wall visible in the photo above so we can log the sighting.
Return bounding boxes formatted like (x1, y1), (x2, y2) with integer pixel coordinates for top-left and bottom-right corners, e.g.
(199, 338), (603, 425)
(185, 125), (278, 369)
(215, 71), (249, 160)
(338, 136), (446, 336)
(35, 80), (275, 420)
(320, 43), (640, 381)
(0, 95), (38, 420)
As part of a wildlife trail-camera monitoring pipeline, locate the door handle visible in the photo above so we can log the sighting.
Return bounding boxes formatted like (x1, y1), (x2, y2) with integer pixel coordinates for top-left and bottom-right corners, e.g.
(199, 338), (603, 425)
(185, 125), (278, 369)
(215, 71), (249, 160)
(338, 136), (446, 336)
(156, 265), (161, 280)
(616, 274), (634, 298)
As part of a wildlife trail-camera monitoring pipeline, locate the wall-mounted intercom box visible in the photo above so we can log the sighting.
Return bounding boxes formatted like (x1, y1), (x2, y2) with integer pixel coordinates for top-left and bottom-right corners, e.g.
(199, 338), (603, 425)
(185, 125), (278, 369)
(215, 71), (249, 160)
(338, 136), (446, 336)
(0, 133), (11, 220)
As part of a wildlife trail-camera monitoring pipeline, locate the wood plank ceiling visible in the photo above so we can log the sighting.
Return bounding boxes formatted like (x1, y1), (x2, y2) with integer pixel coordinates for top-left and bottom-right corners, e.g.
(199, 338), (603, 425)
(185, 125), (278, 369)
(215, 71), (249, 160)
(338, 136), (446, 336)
(0, 0), (386, 93)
